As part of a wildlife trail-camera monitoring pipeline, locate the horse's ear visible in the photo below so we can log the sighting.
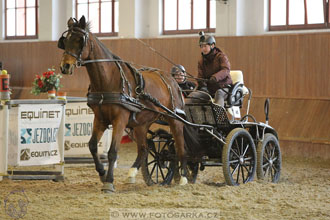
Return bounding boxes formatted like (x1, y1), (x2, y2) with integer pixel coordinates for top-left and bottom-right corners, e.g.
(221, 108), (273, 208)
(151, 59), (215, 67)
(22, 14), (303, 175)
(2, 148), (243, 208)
(67, 17), (75, 28)
(79, 16), (86, 30)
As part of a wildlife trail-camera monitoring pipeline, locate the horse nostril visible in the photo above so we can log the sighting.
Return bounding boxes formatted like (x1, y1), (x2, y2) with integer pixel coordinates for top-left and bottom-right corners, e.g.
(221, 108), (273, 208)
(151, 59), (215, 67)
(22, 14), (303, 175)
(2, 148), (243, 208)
(64, 63), (71, 69)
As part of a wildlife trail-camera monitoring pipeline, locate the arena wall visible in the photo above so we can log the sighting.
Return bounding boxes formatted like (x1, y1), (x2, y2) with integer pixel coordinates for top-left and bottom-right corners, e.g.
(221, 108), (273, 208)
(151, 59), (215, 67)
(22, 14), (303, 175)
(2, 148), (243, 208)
(0, 32), (329, 159)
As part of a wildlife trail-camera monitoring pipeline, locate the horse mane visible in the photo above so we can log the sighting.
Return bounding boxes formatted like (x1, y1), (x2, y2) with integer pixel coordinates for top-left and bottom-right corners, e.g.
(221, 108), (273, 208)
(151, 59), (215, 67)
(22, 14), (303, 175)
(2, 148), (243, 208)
(81, 21), (122, 61)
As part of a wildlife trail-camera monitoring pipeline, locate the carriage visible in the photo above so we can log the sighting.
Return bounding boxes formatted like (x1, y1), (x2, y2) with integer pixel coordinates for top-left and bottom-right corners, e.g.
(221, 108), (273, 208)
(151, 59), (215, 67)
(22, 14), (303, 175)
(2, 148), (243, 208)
(142, 70), (282, 186)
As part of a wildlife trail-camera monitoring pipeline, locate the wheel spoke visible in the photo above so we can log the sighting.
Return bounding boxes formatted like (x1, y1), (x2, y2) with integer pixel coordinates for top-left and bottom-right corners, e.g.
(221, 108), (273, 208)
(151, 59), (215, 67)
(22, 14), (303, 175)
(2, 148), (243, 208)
(231, 163), (239, 175)
(230, 148), (240, 158)
(229, 159), (239, 164)
(150, 162), (157, 177)
(234, 139), (240, 154)
(241, 165), (246, 182)
(270, 166), (274, 180)
(242, 163), (250, 173)
(147, 159), (156, 166)
(272, 164), (278, 172)
(157, 142), (162, 154)
(158, 162), (166, 180)
(240, 137), (244, 156)
(242, 144), (250, 157)
(270, 143), (276, 158)
(243, 156), (253, 162)
(149, 151), (156, 158)
(155, 163), (159, 183)
(262, 162), (270, 168)
(160, 142), (169, 153)
(236, 165), (240, 183)
(264, 165), (270, 177)
(263, 155), (270, 163)
(265, 145), (271, 159)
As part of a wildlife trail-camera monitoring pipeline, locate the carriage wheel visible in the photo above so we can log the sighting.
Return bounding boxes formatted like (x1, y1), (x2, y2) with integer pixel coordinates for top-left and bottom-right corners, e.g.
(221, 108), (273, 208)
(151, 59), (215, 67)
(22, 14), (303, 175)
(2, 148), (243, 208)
(257, 133), (282, 183)
(141, 130), (175, 186)
(222, 128), (256, 186)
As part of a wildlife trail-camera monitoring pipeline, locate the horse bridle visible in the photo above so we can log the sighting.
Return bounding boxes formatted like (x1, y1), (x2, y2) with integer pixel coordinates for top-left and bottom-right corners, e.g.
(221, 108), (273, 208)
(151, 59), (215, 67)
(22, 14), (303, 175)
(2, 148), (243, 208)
(58, 26), (90, 66)
(58, 26), (127, 67)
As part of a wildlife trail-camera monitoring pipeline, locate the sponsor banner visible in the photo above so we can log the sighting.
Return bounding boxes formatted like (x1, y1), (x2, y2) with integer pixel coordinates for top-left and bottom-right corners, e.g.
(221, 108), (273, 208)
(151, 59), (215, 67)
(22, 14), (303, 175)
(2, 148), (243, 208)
(7, 107), (19, 166)
(8, 104), (63, 166)
(64, 102), (112, 156)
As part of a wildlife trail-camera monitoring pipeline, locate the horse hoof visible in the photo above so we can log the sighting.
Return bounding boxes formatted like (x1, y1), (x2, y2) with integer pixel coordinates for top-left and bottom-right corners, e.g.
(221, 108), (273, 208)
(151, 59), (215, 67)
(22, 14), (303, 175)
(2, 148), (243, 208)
(127, 168), (138, 184)
(101, 183), (115, 193)
(179, 176), (188, 186)
(127, 177), (136, 184)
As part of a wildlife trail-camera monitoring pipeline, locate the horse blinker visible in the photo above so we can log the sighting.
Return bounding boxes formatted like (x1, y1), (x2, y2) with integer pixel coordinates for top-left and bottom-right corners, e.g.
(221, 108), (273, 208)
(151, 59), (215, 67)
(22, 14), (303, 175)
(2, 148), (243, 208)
(58, 36), (65, 50)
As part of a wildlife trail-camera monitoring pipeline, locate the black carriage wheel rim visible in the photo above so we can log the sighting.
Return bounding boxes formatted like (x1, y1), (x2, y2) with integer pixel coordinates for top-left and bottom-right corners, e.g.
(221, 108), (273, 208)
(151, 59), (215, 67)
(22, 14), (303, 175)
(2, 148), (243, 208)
(262, 141), (280, 181)
(229, 136), (255, 184)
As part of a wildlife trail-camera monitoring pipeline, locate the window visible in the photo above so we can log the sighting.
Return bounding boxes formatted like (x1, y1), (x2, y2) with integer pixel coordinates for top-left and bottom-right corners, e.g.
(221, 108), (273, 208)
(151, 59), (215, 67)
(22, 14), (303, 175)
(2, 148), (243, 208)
(269, 0), (329, 30)
(5, 0), (38, 39)
(76, 0), (118, 36)
(163, 0), (216, 34)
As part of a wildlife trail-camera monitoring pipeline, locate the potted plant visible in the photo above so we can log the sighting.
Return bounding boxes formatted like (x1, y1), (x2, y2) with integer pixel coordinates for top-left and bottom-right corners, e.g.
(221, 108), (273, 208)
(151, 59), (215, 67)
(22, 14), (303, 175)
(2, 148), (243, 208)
(31, 68), (62, 99)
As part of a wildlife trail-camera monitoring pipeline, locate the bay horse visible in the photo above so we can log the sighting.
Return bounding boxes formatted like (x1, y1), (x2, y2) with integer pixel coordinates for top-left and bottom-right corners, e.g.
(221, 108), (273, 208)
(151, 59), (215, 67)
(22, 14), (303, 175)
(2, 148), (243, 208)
(59, 16), (188, 193)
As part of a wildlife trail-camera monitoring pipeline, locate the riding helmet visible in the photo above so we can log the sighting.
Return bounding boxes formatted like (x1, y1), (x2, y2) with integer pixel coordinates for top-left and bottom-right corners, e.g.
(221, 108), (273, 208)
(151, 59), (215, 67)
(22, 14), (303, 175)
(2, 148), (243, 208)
(199, 31), (216, 46)
(171, 64), (186, 75)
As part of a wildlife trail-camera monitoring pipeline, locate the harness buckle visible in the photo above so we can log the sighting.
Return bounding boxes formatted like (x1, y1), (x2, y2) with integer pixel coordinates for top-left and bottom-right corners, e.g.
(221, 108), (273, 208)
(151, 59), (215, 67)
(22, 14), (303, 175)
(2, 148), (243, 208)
(76, 60), (82, 68)
(135, 86), (142, 95)
(99, 94), (104, 105)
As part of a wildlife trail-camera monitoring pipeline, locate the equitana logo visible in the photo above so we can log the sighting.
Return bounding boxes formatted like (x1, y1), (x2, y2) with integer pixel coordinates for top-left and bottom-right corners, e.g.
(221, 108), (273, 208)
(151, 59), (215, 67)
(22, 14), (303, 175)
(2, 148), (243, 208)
(20, 149), (31, 161)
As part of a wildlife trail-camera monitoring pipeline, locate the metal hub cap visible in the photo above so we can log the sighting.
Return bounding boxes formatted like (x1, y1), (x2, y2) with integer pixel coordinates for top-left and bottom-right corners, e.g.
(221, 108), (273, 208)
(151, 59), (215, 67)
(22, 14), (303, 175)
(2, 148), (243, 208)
(239, 156), (244, 165)
(269, 159), (273, 166)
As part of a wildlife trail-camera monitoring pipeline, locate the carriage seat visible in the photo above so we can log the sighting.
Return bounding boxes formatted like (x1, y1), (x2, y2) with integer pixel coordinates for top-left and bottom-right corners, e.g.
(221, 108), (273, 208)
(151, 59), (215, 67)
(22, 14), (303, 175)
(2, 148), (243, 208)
(225, 70), (249, 108)
(185, 91), (212, 104)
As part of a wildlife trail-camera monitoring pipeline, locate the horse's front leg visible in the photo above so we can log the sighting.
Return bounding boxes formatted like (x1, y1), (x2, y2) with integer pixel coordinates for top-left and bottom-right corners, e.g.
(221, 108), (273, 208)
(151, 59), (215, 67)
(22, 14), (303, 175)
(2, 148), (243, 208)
(102, 116), (128, 193)
(168, 119), (188, 185)
(89, 118), (107, 182)
(127, 123), (152, 184)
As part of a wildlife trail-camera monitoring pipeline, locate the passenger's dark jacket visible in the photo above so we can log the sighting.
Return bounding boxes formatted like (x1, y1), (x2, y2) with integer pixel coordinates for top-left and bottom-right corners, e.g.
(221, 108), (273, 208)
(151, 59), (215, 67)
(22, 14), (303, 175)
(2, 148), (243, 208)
(198, 47), (232, 95)
(178, 81), (196, 97)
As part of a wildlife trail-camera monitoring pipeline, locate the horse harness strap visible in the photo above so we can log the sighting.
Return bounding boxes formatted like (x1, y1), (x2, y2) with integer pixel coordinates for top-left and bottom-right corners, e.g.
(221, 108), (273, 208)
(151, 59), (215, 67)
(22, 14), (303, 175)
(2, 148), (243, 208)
(87, 92), (143, 113)
(115, 61), (132, 96)
(87, 92), (177, 119)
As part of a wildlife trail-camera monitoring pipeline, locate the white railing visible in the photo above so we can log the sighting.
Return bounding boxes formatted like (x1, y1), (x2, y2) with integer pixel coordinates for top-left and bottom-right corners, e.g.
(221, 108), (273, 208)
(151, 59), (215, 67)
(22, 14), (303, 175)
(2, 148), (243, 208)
(0, 99), (66, 181)
(0, 98), (112, 181)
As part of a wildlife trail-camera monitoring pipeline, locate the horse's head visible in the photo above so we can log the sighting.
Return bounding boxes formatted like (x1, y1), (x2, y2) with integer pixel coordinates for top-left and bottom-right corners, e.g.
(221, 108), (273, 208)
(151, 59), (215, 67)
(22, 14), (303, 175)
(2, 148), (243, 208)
(58, 16), (90, 75)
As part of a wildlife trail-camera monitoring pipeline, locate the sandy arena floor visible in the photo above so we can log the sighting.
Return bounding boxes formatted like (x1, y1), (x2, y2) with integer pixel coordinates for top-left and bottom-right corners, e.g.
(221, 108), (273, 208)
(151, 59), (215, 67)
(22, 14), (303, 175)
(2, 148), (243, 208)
(0, 143), (329, 220)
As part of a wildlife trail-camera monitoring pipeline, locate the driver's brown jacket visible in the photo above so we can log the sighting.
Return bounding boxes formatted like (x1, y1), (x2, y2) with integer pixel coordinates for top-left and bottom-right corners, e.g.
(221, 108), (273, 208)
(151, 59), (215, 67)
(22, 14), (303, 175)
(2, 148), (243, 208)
(198, 47), (232, 95)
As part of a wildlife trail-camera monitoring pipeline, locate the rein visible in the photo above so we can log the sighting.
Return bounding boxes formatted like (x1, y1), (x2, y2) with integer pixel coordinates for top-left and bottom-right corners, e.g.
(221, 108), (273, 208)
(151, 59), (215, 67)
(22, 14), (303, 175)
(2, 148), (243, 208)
(135, 38), (207, 82)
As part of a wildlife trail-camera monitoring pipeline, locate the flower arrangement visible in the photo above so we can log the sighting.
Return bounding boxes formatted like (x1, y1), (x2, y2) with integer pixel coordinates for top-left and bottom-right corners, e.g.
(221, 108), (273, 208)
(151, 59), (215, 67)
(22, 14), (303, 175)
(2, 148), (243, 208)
(31, 68), (62, 95)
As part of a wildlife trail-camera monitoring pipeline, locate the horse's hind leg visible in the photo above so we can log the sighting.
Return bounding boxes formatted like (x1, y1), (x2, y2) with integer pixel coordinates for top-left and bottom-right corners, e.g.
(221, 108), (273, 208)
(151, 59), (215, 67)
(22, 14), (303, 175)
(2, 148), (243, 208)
(89, 119), (107, 182)
(128, 157), (140, 184)
(127, 123), (151, 184)
(168, 119), (188, 185)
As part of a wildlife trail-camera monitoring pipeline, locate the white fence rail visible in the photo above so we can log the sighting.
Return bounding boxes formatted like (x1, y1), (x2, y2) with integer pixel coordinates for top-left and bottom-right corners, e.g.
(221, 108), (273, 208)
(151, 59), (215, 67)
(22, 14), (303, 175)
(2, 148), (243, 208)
(0, 99), (66, 181)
